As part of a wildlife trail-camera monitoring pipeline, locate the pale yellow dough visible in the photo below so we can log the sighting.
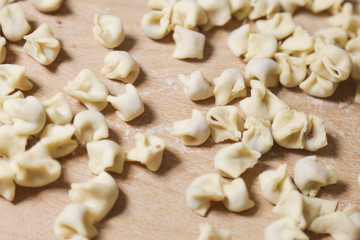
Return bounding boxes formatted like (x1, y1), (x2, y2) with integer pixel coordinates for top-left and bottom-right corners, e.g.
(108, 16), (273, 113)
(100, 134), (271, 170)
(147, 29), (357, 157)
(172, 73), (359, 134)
(242, 117), (273, 154)
(171, 0), (208, 29)
(245, 57), (280, 87)
(178, 69), (213, 101)
(0, 64), (33, 95)
(73, 110), (109, 143)
(222, 178), (254, 212)
(256, 12), (295, 40)
(197, 223), (232, 240)
(43, 92), (73, 125)
(0, 37), (6, 63)
(172, 25), (205, 59)
(0, 125), (27, 159)
(141, 7), (171, 39)
(264, 217), (309, 240)
(0, 160), (15, 201)
(93, 14), (125, 49)
(28, 0), (63, 12)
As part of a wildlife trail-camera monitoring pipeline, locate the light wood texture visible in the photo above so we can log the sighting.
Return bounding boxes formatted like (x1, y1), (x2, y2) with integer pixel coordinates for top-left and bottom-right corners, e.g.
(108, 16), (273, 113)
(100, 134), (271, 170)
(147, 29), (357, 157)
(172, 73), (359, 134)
(0, 1), (360, 239)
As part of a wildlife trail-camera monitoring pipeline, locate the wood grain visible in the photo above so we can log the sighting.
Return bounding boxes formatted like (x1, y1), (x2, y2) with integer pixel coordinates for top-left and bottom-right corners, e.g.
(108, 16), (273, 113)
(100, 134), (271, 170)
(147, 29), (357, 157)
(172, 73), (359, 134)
(0, 1), (359, 239)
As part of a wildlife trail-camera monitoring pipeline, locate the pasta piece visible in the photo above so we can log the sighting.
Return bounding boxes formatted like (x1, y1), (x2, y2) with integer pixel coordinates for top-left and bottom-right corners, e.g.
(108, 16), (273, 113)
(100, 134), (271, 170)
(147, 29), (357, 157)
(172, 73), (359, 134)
(244, 33), (277, 62)
(271, 109), (308, 149)
(239, 80), (288, 121)
(0, 91), (24, 125)
(304, 114), (327, 151)
(206, 106), (244, 143)
(171, 0), (208, 29)
(249, 0), (280, 20)
(307, 197), (338, 216)
(256, 13), (295, 40)
(309, 205), (360, 240)
(258, 164), (296, 205)
(315, 27), (348, 48)
(11, 142), (61, 187)
(328, 3), (360, 38)
(230, 0), (251, 21)
(107, 84), (144, 122)
(73, 110), (108, 143)
(101, 51), (140, 84)
(87, 140), (125, 175)
(242, 117), (273, 154)
(141, 7), (171, 39)
(0, 3), (30, 41)
(275, 53), (306, 88)
(279, 26), (314, 58)
(0, 64), (33, 95)
(148, 0), (177, 10)
(264, 218), (309, 240)
(306, 0), (343, 13)
(345, 37), (360, 80)
(178, 69), (213, 101)
(278, 0), (307, 13)
(69, 172), (119, 222)
(126, 133), (165, 172)
(64, 69), (108, 111)
(299, 72), (338, 98)
(28, 0), (63, 12)
(0, 125), (27, 159)
(54, 203), (97, 239)
(356, 81), (360, 104)
(43, 92), (73, 125)
(197, 223), (232, 240)
(293, 156), (337, 197)
(213, 68), (246, 106)
(23, 23), (60, 65)
(0, 37), (6, 63)
(222, 178), (254, 212)
(172, 25), (205, 59)
(197, 0), (231, 30)
(40, 124), (78, 158)
(227, 24), (250, 57)
(214, 142), (260, 179)
(173, 109), (210, 146)
(0, 161), (15, 201)
(3, 96), (46, 135)
(186, 173), (225, 216)
(92, 14), (125, 49)
(245, 57), (280, 87)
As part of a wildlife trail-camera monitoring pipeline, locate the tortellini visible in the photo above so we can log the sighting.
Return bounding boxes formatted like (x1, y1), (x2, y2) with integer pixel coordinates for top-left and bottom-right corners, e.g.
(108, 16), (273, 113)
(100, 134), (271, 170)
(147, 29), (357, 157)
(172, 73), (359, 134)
(107, 84), (144, 122)
(178, 69), (213, 101)
(278, 0), (307, 13)
(28, 0), (63, 12)
(87, 139), (125, 175)
(172, 25), (205, 59)
(244, 33), (277, 62)
(315, 27), (348, 48)
(186, 173), (225, 216)
(256, 13), (295, 40)
(10, 142), (61, 187)
(279, 26), (314, 57)
(69, 172), (119, 222)
(0, 125), (27, 159)
(0, 37), (6, 63)
(222, 178), (254, 212)
(101, 51), (140, 84)
(293, 156), (337, 197)
(0, 91), (24, 125)
(227, 24), (250, 57)
(92, 14), (125, 49)
(264, 217), (309, 240)
(73, 110), (109, 143)
(245, 57), (280, 87)
(64, 69), (108, 111)
(23, 23), (60, 65)
(307, 0), (343, 14)
(171, 0), (208, 29)
(274, 53), (306, 88)
(0, 160), (15, 201)
(214, 142), (260, 179)
(206, 106), (244, 143)
(141, 7), (171, 39)
(0, 64), (33, 95)
(248, 0), (280, 20)
(213, 68), (246, 106)
(173, 109), (210, 146)
(43, 92), (73, 125)
(304, 114), (327, 151)
(345, 37), (360, 80)
(239, 80), (288, 121)
(0, 3), (31, 42)
(299, 72), (338, 98)
(197, 0), (231, 30)
(197, 223), (232, 240)
(126, 133), (165, 172)
(242, 117), (273, 154)
(230, 0), (251, 21)
(328, 2), (360, 37)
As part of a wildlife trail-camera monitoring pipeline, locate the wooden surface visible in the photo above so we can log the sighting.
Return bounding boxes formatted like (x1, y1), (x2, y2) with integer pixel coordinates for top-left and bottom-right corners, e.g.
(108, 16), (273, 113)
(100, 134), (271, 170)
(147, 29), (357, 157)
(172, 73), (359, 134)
(0, 1), (360, 239)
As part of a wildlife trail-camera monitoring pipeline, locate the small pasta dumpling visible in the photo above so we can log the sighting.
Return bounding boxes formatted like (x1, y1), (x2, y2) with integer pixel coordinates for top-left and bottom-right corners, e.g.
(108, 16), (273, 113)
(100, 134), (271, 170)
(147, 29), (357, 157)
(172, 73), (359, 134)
(305, 114), (327, 151)
(244, 33), (277, 62)
(214, 142), (260, 179)
(227, 24), (251, 57)
(107, 84), (144, 122)
(178, 69), (213, 101)
(0, 91), (24, 125)
(148, 0), (177, 10)
(308, 0), (344, 14)
(23, 23), (60, 65)
(54, 203), (98, 239)
(126, 133), (165, 172)
(258, 164), (296, 205)
(171, 0), (208, 29)
(197, 223), (232, 240)
(256, 12), (296, 40)
(73, 110), (109, 143)
(229, 0), (252, 21)
(3, 95), (46, 135)
(64, 69), (108, 111)
(0, 160), (15, 201)
(92, 14), (125, 49)
(275, 53), (306, 88)
(10, 142), (61, 187)
(279, 26), (314, 58)
(345, 37), (360, 80)
(245, 57), (280, 87)
(69, 171), (119, 222)
(293, 156), (337, 197)
(0, 37), (6, 63)
(141, 7), (171, 39)
(0, 64), (33, 95)
(328, 2), (360, 37)
(40, 124), (78, 159)
(186, 173), (225, 216)
(222, 178), (254, 212)
(28, 0), (63, 12)
(213, 68), (246, 106)
(0, 125), (27, 159)
(242, 117), (273, 154)
(101, 51), (140, 84)
(278, 0), (307, 13)
(206, 106), (244, 143)
(172, 25), (205, 59)
(0, 3), (31, 42)
(265, 218), (309, 240)
(87, 139), (125, 175)
(43, 92), (73, 125)
(196, 0), (231, 30)
(172, 109), (210, 146)
(315, 27), (348, 48)
(239, 80), (288, 122)
(248, 0), (281, 20)
(299, 72), (338, 98)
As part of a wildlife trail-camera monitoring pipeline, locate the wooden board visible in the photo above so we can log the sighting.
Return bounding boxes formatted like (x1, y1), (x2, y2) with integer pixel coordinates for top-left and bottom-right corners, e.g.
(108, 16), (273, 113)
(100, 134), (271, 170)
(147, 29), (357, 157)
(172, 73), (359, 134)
(0, 1), (360, 239)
